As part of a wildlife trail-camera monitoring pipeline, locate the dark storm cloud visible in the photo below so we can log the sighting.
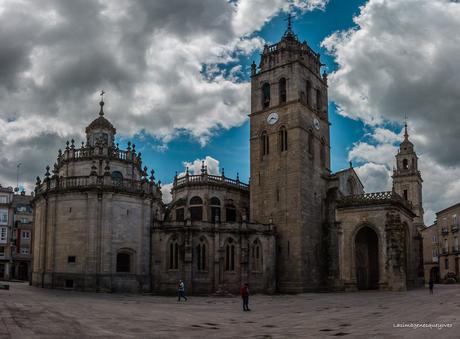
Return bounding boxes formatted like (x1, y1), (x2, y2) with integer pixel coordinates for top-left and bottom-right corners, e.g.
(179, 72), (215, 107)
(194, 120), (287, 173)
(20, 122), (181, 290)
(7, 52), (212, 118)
(0, 0), (325, 191)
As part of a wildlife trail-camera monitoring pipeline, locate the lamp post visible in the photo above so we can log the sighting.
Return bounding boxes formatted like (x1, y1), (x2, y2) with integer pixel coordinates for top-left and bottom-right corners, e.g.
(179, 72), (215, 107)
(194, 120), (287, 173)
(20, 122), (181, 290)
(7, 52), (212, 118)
(15, 163), (21, 193)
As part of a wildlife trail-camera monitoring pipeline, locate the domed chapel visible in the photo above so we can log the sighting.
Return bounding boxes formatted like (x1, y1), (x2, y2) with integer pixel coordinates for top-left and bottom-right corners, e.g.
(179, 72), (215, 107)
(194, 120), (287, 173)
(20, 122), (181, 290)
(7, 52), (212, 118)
(32, 23), (424, 293)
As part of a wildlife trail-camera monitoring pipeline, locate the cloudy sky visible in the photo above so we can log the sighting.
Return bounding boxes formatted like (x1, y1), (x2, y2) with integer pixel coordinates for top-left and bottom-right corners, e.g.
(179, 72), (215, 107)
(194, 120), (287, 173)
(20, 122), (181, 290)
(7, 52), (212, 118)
(0, 0), (459, 224)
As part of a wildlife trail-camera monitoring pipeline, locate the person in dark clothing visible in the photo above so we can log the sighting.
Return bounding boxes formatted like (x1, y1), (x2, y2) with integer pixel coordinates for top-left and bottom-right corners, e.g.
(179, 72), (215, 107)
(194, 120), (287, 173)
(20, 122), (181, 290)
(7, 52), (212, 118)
(429, 277), (434, 294)
(240, 283), (250, 311)
(178, 280), (187, 301)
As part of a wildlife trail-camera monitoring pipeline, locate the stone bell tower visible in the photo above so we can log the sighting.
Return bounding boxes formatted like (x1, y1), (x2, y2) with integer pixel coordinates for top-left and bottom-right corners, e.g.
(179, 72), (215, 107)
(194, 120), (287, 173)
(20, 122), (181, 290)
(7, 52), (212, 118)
(249, 17), (330, 292)
(392, 122), (424, 228)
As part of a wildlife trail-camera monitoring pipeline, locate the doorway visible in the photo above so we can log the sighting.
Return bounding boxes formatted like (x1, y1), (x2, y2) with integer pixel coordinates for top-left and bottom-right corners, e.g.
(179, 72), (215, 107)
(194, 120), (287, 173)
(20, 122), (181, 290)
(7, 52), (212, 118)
(355, 226), (379, 290)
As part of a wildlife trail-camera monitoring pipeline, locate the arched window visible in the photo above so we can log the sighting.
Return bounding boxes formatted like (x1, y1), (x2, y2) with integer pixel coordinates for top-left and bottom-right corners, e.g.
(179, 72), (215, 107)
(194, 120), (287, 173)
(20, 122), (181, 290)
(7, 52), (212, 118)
(279, 78), (286, 104)
(196, 238), (207, 271)
(308, 129), (314, 156)
(116, 252), (131, 273)
(226, 203), (237, 223)
(169, 239), (179, 270)
(403, 159), (409, 169)
(316, 88), (322, 111)
(261, 131), (269, 157)
(225, 238), (236, 271)
(252, 239), (263, 272)
(306, 80), (312, 106)
(210, 197), (221, 223)
(190, 196), (203, 221)
(111, 171), (123, 186)
(320, 138), (326, 166)
(279, 126), (288, 152)
(262, 83), (270, 108)
(175, 199), (185, 221)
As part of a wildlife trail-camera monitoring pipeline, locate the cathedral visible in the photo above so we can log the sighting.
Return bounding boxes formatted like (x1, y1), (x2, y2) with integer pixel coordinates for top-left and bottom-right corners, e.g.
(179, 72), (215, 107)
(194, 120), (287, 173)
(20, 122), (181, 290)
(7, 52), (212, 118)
(31, 24), (424, 294)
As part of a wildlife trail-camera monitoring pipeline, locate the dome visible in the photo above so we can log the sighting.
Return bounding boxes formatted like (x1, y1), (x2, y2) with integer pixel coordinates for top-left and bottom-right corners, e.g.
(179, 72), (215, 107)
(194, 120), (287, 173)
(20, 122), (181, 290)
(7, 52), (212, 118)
(85, 100), (116, 135)
(85, 115), (116, 134)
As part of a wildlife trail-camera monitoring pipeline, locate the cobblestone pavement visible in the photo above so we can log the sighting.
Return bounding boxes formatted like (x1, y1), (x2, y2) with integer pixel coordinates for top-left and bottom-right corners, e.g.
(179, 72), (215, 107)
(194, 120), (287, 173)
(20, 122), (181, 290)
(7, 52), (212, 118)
(0, 282), (459, 339)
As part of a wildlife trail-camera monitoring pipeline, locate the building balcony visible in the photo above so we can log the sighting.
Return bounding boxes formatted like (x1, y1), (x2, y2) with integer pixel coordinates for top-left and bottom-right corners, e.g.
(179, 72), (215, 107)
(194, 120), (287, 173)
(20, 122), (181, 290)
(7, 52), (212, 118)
(173, 173), (249, 192)
(432, 256), (439, 263)
(35, 174), (161, 198)
(452, 246), (460, 254)
(451, 224), (459, 232)
(442, 227), (449, 235)
(441, 248), (449, 255)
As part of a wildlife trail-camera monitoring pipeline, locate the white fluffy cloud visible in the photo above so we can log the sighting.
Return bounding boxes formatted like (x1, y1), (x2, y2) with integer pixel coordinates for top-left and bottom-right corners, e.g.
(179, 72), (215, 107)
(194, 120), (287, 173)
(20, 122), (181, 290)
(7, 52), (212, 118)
(182, 156), (221, 176)
(324, 0), (460, 224)
(161, 156), (221, 204)
(0, 0), (326, 190)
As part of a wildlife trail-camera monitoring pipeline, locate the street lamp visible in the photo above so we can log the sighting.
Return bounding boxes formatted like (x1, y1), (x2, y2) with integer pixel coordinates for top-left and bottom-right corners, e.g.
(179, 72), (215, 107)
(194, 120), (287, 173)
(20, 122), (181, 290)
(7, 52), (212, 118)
(14, 163), (21, 193)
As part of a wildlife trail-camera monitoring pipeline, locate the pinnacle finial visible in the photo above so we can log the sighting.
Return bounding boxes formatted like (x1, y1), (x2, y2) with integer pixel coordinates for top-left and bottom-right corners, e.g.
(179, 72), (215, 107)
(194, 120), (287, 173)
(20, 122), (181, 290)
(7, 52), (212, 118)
(287, 13), (292, 32)
(99, 90), (105, 116)
(404, 113), (409, 141)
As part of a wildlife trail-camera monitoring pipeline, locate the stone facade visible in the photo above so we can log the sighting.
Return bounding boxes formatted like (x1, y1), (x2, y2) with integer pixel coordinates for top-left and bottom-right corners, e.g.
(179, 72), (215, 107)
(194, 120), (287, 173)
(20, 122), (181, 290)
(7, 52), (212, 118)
(420, 223), (440, 283)
(11, 192), (34, 281)
(249, 24), (424, 292)
(31, 100), (163, 292)
(249, 25), (330, 293)
(153, 169), (276, 294)
(0, 186), (14, 280)
(31, 23), (426, 294)
(435, 203), (460, 281)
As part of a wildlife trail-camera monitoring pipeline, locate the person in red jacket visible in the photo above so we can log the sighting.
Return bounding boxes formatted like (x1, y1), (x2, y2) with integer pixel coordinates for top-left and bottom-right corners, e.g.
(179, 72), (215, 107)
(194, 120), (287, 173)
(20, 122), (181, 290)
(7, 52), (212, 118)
(240, 282), (250, 311)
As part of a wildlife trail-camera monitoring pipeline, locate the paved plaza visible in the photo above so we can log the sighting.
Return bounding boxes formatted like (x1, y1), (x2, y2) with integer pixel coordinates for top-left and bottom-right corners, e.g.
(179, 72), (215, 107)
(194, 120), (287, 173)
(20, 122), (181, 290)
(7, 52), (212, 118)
(0, 282), (459, 338)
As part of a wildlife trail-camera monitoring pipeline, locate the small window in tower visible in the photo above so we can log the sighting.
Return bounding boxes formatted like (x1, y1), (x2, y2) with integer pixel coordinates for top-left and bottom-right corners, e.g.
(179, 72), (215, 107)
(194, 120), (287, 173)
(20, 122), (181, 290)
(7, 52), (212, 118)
(262, 83), (270, 108)
(279, 126), (287, 152)
(320, 138), (326, 166)
(279, 78), (286, 104)
(403, 159), (409, 169)
(261, 131), (269, 157)
(316, 89), (322, 111)
(308, 130), (314, 156)
(403, 190), (408, 200)
(306, 80), (312, 106)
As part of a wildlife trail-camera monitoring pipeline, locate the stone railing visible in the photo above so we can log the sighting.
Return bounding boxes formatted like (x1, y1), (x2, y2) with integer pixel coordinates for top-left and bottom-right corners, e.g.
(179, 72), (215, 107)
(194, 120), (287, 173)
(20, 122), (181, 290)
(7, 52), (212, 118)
(442, 227), (449, 235)
(35, 175), (159, 197)
(174, 174), (249, 191)
(451, 224), (459, 232)
(337, 191), (413, 210)
(452, 246), (460, 254)
(58, 144), (141, 168)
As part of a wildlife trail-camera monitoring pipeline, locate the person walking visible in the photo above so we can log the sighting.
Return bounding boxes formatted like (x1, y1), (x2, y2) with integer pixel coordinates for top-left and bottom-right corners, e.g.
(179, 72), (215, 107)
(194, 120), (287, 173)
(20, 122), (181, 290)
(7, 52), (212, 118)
(429, 277), (434, 294)
(178, 280), (187, 301)
(240, 282), (250, 311)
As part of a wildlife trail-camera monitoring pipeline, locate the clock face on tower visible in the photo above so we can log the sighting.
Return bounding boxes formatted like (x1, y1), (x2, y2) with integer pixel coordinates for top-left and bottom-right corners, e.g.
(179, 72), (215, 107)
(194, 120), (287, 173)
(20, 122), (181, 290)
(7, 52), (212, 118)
(313, 118), (320, 130)
(267, 112), (279, 125)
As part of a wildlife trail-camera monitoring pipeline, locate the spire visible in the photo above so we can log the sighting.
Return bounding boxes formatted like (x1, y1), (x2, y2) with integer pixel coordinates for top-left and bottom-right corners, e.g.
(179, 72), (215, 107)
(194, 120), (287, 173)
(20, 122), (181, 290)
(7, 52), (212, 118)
(287, 13), (292, 32)
(404, 114), (409, 141)
(99, 90), (105, 116)
(283, 12), (297, 40)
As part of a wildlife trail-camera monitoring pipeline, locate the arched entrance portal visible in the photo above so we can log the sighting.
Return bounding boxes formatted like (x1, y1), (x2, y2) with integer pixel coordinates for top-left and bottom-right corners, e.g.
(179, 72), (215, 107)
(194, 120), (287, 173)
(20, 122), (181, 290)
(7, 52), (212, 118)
(355, 226), (379, 290)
